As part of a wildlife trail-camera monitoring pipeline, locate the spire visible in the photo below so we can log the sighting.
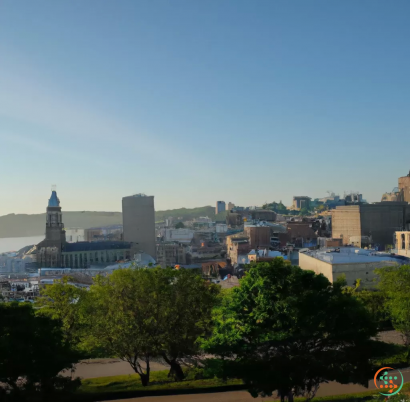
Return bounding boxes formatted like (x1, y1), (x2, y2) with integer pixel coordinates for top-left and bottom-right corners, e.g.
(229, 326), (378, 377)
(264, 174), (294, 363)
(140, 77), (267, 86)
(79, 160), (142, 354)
(48, 185), (60, 207)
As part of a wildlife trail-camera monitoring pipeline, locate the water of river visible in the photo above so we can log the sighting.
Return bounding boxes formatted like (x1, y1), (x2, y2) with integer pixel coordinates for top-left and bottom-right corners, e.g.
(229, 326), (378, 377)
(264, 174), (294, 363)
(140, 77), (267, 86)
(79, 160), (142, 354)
(0, 236), (44, 254)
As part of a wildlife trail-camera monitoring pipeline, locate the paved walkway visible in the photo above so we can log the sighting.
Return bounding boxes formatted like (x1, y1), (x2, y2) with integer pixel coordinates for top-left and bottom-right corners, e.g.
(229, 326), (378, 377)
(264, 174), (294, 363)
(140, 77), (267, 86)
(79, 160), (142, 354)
(111, 391), (268, 401)
(63, 330), (407, 402)
(62, 358), (168, 379)
(105, 367), (410, 402)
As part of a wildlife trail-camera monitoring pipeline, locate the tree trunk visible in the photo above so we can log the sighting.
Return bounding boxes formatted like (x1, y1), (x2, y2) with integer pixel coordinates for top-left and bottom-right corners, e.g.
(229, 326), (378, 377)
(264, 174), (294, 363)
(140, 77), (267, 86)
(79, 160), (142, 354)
(140, 373), (149, 386)
(222, 356), (227, 382)
(134, 355), (150, 386)
(288, 391), (294, 402)
(278, 389), (287, 402)
(162, 353), (185, 381)
(170, 359), (185, 381)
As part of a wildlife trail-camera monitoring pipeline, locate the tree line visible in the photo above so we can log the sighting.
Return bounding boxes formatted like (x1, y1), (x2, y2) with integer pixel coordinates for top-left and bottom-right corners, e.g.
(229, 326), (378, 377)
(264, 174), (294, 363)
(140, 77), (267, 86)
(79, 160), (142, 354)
(2, 259), (410, 401)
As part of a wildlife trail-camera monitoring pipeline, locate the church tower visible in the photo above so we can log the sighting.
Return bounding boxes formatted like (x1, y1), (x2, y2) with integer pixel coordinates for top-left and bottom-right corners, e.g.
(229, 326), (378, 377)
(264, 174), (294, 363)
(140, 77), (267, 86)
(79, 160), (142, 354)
(45, 187), (65, 243)
(36, 187), (66, 267)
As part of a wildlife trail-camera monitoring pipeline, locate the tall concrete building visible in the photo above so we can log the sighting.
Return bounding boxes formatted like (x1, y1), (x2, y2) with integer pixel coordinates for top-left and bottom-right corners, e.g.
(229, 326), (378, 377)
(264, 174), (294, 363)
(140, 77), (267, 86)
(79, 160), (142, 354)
(216, 201), (226, 215)
(332, 202), (410, 248)
(122, 194), (156, 258)
(226, 202), (235, 211)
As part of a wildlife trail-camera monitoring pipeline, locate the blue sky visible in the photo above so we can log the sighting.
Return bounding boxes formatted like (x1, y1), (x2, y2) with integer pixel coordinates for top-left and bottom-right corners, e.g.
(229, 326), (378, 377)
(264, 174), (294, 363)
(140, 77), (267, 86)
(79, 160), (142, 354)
(1, 0), (409, 215)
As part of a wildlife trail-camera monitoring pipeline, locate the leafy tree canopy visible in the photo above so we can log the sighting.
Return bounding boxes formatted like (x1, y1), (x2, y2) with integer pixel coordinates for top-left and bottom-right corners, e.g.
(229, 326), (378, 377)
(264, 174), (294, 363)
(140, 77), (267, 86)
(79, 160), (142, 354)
(175, 221), (185, 229)
(336, 275), (391, 330)
(82, 266), (219, 385)
(204, 259), (377, 400)
(299, 207), (310, 216)
(263, 201), (289, 214)
(375, 265), (410, 345)
(0, 303), (81, 401)
(36, 276), (89, 349)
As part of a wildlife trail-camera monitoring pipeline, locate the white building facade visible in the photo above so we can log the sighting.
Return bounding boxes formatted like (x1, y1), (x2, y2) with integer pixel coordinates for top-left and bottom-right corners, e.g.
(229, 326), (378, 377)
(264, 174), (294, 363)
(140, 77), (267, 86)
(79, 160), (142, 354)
(65, 228), (85, 243)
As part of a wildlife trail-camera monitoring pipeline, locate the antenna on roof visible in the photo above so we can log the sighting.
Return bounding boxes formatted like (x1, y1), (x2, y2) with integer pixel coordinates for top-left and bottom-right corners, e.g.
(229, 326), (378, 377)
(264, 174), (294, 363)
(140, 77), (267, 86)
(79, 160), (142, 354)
(51, 184), (57, 192)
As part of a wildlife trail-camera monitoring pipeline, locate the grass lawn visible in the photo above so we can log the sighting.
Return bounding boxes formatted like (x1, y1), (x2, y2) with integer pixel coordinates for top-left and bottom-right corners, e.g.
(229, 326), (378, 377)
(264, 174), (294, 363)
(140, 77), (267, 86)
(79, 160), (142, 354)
(78, 369), (243, 395)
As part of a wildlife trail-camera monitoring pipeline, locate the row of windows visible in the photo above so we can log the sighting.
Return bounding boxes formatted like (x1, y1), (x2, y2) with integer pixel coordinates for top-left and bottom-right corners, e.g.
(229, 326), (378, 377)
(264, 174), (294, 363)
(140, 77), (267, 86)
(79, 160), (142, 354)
(62, 250), (131, 268)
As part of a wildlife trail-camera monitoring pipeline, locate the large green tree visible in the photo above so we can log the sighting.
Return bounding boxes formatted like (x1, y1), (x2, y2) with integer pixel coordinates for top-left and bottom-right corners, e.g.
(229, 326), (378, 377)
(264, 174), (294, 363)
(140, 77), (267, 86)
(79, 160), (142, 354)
(204, 259), (377, 400)
(375, 265), (410, 345)
(82, 267), (218, 385)
(263, 201), (289, 214)
(36, 277), (89, 347)
(0, 303), (81, 401)
(159, 268), (219, 381)
(337, 276), (391, 330)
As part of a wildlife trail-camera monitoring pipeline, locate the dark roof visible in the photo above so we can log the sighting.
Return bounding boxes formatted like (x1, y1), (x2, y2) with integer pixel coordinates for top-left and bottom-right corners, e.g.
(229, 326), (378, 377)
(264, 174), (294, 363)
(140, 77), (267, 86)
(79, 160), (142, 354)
(64, 241), (132, 252)
(16, 245), (35, 256)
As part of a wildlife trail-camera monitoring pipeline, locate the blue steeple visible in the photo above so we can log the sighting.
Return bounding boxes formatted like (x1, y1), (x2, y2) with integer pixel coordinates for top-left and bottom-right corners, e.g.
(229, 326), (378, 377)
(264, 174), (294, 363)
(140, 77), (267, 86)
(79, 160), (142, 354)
(48, 190), (60, 207)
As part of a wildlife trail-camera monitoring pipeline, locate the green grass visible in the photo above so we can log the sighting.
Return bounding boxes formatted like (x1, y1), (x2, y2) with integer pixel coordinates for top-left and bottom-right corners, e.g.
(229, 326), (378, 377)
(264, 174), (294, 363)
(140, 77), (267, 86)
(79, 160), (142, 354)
(370, 340), (408, 367)
(78, 369), (242, 395)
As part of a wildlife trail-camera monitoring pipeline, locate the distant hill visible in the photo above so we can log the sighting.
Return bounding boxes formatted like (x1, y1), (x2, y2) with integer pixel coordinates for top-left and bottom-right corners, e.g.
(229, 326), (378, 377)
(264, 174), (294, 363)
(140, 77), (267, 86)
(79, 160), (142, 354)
(0, 212), (123, 238)
(0, 206), (227, 238)
(155, 206), (227, 222)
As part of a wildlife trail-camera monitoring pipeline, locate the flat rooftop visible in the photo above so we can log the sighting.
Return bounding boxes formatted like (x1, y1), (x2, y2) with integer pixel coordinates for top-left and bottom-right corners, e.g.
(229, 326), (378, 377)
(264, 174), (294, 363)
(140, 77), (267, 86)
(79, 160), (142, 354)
(301, 247), (410, 265)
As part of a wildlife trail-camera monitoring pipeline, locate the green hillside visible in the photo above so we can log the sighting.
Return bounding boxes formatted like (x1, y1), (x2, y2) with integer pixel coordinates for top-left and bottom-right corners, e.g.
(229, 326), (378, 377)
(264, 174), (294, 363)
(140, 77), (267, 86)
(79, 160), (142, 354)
(155, 206), (227, 222)
(0, 206), (227, 238)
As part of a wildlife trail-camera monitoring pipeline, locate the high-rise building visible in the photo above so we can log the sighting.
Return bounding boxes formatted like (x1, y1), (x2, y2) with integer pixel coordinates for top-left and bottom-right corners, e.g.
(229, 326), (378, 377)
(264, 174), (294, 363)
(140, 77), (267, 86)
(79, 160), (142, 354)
(226, 202), (235, 211)
(122, 194), (156, 258)
(216, 201), (226, 215)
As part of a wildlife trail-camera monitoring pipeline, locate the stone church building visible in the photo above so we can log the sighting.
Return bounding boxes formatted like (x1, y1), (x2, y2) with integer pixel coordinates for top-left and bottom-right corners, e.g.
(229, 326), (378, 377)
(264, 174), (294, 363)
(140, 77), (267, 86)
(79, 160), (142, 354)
(36, 190), (136, 268)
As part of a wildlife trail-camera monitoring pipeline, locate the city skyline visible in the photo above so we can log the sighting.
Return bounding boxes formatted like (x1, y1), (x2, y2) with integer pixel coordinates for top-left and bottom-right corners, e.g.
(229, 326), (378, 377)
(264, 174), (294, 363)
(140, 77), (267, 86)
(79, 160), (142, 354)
(1, 0), (410, 216)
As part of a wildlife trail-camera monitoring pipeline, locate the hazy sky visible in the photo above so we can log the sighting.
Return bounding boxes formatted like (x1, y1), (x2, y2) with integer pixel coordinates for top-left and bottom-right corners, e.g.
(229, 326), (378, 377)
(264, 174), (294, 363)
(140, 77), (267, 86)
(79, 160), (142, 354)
(1, 0), (409, 216)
